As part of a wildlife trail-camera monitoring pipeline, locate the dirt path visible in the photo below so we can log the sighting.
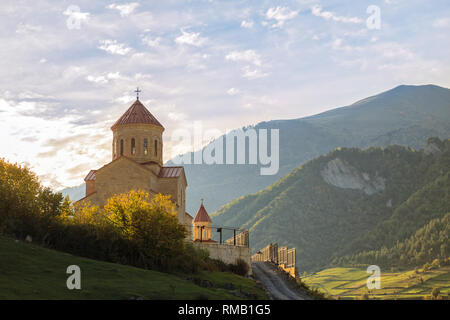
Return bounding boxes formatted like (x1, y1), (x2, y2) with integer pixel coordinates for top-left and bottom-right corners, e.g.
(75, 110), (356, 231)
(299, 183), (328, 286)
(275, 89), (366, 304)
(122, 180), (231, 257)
(252, 262), (312, 300)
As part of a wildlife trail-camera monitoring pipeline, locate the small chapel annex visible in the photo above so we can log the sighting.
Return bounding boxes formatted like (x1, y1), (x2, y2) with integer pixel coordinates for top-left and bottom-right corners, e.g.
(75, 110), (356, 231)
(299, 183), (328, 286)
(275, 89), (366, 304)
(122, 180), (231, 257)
(75, 95), (193, 229)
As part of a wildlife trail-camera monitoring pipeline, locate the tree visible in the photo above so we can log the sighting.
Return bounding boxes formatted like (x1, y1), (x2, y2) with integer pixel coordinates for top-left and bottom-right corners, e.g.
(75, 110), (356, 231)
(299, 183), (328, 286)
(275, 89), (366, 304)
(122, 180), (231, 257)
(60, 196), (74, 218)
(103, 190), (186, 267)
(0, 159), (66, 238)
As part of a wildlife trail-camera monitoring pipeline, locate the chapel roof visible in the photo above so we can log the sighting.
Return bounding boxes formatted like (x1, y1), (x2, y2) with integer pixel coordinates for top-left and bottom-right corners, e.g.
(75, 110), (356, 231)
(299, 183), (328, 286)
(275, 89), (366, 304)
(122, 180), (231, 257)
(193, 203), (212, 223)
(84, 170), (96, 181)
(158, 166), (184, 178)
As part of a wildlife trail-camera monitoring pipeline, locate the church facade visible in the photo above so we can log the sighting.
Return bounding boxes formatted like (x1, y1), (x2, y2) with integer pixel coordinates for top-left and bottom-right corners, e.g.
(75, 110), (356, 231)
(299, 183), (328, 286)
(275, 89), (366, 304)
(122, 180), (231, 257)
(76, 98), (193, 228)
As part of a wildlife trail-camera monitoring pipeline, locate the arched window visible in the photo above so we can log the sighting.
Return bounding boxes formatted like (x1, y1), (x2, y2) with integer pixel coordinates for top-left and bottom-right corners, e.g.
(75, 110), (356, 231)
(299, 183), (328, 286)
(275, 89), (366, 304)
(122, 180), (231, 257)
(154, 139), (158, 156)
(144, 138), (148, 155)
(120, 139), (124, 156)
(131, 138), (136, 155)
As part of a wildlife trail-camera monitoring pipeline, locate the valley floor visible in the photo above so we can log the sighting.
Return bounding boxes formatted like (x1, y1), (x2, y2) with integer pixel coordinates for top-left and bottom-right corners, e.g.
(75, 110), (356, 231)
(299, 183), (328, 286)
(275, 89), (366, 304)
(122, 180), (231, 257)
(302, 266), (450, 300)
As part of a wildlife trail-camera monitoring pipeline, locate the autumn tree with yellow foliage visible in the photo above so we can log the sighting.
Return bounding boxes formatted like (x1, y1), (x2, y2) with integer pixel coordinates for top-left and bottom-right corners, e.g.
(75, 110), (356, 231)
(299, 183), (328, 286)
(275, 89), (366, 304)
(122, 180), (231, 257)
(69, 190), (188, 270)
(103, 191), (186, 267)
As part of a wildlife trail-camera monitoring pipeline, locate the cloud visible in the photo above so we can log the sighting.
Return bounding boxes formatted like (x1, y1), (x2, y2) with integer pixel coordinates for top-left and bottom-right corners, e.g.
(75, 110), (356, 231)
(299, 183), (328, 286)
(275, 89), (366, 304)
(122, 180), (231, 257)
(311, 5), (362, 24)
(175, 29), (207, 47)
(241, 66), (269, 79)
(86, 72), (122, 84)
(107, 2), (139, 17)
(1, 0), (449, 191)
(241, 20), (254, 28)
(98, 40), (132, 55)
(142, 35), (162, 47)
(0, 98), (111, 188)
(115, 94), (135, 104)
(227, 88), (240, 96)
(226, 50), (268, 79)
(433, 18), (450, 28)
(265, 6), (298, 28)
(67, 163), (93, 176)
(16, 23), (42, 34)
(225, 50), (262, 66)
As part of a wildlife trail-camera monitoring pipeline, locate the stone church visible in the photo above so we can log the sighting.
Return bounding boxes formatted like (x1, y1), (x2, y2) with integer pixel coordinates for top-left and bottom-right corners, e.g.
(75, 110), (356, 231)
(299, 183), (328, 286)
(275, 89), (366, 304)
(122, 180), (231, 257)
(76, 97), (193, 227)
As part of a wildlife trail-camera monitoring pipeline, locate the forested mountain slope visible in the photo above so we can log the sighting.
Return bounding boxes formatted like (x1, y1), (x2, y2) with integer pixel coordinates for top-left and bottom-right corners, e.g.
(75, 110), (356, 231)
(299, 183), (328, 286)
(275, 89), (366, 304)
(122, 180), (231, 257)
(212, 138), (450, 272)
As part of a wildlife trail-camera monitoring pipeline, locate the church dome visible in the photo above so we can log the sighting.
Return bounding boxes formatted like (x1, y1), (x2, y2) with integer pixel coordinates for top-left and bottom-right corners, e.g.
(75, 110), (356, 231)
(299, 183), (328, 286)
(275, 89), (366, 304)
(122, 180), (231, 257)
(111, 98), (164, 166)
(111, 99), (164, 130)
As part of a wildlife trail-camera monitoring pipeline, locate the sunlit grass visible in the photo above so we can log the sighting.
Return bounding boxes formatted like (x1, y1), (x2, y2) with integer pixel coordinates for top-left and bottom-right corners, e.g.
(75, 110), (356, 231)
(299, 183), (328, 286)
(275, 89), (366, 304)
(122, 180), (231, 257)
(302, 266), (450, 300)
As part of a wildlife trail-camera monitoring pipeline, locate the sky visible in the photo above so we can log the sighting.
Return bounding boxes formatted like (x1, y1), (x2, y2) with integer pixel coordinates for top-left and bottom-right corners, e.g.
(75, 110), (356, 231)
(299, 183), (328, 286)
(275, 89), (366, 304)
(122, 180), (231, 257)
(0, 0), (449, 190)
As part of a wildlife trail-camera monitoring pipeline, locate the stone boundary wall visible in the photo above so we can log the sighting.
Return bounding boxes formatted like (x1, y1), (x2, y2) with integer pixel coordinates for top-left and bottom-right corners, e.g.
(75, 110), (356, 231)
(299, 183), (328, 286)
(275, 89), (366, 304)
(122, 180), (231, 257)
(193, 242), (252, 275)
(252, 243), (298, 278)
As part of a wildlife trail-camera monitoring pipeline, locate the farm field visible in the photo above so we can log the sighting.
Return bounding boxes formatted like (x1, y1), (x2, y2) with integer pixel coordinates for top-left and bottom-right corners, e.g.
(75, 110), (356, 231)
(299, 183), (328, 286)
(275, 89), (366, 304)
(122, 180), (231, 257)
(302, 266), (450, 300)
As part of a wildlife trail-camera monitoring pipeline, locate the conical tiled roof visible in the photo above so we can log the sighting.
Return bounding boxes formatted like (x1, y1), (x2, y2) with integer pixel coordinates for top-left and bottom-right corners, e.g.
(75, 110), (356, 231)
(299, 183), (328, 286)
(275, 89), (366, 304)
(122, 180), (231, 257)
(193, 203), (212, 223)
(111, 99), (164, 130)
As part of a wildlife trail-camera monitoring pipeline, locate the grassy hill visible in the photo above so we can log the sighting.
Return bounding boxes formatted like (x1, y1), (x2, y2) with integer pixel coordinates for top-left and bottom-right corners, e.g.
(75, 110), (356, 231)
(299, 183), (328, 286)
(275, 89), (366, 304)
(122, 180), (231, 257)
(212, 138), (450, 272)
(0, 235), (267, 300)
(302, 266), (450, 300)
(63, 85), (450, 214)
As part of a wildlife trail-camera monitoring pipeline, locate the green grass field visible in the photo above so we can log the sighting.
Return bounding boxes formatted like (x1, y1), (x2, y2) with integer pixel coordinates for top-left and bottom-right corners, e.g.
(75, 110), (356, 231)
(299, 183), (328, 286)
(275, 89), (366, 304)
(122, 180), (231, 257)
(302, 266), (450, 300)
(0, 236), (267, 300)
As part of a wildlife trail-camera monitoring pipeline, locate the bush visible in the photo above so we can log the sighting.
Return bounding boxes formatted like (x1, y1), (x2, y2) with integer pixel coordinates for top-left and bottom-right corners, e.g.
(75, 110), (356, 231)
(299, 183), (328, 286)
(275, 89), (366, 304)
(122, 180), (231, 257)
(229, 259), (249, 276)
(431, 287), (441, 299)
(431, 259), (440, 269)
(359, 293), (369, 300)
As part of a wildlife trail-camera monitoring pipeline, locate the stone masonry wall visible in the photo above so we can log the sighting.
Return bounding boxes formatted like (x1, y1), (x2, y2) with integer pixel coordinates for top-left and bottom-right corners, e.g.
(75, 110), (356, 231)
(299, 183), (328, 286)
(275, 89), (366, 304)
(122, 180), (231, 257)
(193, 242), (252, 275)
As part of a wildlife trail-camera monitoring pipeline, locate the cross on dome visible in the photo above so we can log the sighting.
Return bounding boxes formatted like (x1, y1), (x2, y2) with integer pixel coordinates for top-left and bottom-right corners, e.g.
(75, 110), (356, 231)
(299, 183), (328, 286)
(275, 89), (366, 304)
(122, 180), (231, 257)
(135, 87), (141, 100)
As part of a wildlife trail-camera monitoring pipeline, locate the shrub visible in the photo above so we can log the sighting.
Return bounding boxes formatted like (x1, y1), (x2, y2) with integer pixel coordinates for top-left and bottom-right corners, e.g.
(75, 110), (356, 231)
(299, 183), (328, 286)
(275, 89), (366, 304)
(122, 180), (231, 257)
(431, 287), (441, 299)
(229, 259), (249, 276)
(359, 293), (369, 300)
(431, 259), (440, 269)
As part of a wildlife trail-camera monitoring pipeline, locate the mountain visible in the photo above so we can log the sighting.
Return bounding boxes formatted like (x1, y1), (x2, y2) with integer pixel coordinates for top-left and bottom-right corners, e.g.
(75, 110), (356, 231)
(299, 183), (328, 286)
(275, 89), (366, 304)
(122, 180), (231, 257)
(176, 84), (450, 214)
(60, 184), (84, 202)
(62, 84), (450, 208)
(211, 138), (450, 272)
